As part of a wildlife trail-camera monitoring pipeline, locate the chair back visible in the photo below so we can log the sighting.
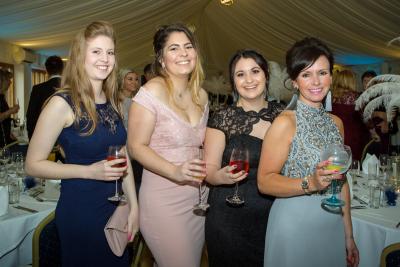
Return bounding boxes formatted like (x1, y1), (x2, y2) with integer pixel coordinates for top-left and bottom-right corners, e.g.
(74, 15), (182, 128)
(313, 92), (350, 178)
(381, 242), (400, 267)
(32, 211), (61, 267)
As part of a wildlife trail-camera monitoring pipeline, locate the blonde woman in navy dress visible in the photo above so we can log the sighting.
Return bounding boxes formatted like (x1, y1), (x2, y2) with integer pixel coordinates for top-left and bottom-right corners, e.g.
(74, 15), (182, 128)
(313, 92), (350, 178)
(25, 21), (138, 266)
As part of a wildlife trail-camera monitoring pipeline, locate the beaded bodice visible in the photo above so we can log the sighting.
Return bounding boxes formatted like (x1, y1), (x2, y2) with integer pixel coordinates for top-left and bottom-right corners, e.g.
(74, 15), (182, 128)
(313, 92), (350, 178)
(282, 101), (343, 178)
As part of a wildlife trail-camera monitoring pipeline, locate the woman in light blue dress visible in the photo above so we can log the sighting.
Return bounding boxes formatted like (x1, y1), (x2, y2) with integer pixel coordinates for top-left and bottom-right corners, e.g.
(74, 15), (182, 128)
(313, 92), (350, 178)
(257, 37), (359, 267)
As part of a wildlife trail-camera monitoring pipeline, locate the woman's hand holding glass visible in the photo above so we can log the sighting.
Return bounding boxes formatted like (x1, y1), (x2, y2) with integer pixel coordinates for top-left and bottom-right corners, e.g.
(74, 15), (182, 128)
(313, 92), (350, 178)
(174, 158), (206, 184)
(88, 156), (127, 181)
(310, 160), (343, 192)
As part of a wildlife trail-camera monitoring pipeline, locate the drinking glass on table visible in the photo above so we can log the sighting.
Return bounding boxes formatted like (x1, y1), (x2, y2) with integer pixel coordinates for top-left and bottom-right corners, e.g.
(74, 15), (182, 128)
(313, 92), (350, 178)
(226, 144), (249, 206)
(107, 145), (127, 203)
(193, 146), (209, 212)
(379, 154), (389, 175)
(348, 160), (360, 187)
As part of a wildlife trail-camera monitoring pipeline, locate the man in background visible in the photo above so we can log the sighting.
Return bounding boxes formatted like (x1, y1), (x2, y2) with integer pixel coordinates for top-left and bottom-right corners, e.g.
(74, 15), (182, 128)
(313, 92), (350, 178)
(27, 55), (63, 140)
(361, 70), (377, 91)
(141, 63), (155, 85)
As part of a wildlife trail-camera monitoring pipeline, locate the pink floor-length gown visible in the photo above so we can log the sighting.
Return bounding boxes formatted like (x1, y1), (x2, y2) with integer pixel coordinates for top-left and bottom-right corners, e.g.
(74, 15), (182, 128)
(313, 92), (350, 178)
(133, 88), (209, 267)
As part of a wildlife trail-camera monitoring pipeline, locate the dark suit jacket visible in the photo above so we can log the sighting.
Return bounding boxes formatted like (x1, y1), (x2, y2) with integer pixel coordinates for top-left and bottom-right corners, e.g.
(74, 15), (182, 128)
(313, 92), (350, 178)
(26, 77), (60, 140)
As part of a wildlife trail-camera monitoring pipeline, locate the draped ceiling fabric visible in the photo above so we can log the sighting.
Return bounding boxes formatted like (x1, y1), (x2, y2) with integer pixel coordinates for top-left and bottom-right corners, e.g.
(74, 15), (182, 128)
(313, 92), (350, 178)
(0, 0), (399, 95)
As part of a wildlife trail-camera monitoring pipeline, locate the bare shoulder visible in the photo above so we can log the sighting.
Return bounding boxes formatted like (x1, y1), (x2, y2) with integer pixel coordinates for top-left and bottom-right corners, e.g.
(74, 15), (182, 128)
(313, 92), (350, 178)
(199, 87), (208, 106)
(43, 95), (74, 126)
(329, 113), (342, 125)
(267, 110), (296, 137)
(329, 113), (344, 134)
(143, 77), (168, 103)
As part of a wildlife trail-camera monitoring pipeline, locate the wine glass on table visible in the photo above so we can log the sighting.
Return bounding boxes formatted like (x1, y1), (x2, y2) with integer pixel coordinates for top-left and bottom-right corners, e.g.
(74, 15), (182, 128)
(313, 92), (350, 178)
(321, 144), (352, 207)
(193, 146), (209, 212)
(226, 144), (249, 206)
(107, 145), (127, 203)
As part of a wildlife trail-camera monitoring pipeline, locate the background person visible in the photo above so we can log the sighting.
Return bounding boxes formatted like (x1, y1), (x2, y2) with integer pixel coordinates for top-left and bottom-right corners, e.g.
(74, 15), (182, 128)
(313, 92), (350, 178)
(27, 55), (64, 140)
(0, 69), (19, 148)
(25, 21), (138, 267)
(331, 69), (369, 161)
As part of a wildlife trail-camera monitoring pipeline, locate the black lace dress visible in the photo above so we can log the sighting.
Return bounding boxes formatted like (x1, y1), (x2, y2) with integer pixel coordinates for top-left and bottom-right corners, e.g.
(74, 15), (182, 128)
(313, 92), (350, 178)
(205, 102), (283, 267)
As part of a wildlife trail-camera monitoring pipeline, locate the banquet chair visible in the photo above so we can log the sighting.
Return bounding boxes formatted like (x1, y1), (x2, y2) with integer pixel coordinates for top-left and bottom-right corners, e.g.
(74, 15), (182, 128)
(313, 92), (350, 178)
(380, 242), (400, 267)
(32, 211), (61, 267)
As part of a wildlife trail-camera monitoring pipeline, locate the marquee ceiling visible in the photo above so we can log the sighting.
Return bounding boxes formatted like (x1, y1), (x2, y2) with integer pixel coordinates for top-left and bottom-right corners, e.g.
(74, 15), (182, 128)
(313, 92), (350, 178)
(0, 0), (399, 76)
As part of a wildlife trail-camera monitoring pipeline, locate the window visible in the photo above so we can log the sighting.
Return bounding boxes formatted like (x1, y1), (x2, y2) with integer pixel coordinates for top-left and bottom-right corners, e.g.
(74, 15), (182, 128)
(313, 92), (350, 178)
(31, 68), (47, 86)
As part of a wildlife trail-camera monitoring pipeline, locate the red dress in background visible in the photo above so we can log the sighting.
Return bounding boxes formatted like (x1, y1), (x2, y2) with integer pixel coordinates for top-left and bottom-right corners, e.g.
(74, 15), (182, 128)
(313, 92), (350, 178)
(332, 91), (369, 161)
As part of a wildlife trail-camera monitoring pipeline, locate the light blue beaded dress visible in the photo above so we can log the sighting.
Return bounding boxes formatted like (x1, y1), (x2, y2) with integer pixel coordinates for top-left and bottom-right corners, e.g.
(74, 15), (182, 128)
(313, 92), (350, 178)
(264, 100), (347, 267)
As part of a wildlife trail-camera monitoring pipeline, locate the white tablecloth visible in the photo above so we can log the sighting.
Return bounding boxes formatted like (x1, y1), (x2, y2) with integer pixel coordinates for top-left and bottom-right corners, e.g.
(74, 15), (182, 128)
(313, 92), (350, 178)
(0, 194), (56, 267)
(350, 174), (400, 267)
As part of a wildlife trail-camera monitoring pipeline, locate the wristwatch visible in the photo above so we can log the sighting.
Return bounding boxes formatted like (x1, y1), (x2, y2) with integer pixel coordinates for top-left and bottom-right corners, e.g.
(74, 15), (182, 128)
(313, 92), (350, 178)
(301, 175), (311, 195)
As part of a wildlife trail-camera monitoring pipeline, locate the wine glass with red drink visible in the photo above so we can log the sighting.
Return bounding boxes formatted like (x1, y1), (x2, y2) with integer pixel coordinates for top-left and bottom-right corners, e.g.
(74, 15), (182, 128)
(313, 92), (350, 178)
(226, 144), (249, 206)
(107, 145), (127, 203)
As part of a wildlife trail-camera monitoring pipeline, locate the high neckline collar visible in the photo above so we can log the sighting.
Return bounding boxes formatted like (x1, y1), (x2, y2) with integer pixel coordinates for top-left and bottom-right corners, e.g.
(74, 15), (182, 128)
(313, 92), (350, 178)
(297, 100), (324, 115)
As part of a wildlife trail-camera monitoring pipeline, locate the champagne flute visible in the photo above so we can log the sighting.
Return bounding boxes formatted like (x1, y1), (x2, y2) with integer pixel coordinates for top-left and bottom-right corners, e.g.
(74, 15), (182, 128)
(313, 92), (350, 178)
(193, 146), (209, 212)
(321, 144), (352, 207)
(107, 145), (127, 203)
(226, 144), (249, 206)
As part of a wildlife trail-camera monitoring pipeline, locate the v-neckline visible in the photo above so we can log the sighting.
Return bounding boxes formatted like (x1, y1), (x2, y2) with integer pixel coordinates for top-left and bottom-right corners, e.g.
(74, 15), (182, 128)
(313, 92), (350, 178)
(141, 87), (208, 128)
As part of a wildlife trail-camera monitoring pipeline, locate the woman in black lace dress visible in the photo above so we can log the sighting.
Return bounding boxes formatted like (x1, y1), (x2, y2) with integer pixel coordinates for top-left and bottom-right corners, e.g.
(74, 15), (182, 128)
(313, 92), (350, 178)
(204, 49), (284, 267)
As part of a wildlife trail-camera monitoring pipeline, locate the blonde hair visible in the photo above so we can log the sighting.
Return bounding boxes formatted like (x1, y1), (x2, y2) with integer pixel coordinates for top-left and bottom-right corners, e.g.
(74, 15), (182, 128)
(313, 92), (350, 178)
(152, 23), (204, 110)
(332, 69), (357, 98)
(60, 21), (121, 135)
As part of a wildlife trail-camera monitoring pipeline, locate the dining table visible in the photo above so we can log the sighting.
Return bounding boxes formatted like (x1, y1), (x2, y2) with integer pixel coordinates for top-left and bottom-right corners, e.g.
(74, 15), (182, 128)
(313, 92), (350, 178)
(350, 173), (400, 267)
(0, 190), (57, 267)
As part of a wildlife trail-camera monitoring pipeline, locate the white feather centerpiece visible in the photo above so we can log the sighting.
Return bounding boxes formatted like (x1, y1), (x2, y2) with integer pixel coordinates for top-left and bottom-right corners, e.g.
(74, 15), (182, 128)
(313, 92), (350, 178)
(203, 75), (231, 95)
(355, 74), (400, 122)
(268, 61), (294, 103)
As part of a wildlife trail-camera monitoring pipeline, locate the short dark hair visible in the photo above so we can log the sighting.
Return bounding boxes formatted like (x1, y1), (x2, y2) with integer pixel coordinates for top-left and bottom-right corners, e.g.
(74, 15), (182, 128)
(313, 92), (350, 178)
(143, 63), (153, 74)
(286, 37), (334, 81)
(229, 49), (269, 101)
(45, 55), (64, 76)
(361, 70), (377, 81)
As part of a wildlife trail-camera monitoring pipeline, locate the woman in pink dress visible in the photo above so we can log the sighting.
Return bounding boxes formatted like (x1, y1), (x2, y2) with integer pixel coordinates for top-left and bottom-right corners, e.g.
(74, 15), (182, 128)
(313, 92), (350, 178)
(127, 23), (208, 267)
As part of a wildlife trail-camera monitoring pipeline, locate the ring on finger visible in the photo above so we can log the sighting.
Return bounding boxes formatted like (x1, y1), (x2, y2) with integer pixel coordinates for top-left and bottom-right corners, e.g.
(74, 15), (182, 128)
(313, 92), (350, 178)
(322, 176), (331, 182)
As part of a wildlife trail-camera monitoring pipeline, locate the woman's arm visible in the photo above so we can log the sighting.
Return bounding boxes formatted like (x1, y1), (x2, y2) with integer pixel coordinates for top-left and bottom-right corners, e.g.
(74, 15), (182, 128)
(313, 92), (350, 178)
(332, 114), (359, 267)
(0, 105), (19, 122)
(127, 92), (205, 184)
(257, 112), (334, 197)
(204, 127), (247, 185)
(121, 148), (139, 242)
(25, 96), (126, 180)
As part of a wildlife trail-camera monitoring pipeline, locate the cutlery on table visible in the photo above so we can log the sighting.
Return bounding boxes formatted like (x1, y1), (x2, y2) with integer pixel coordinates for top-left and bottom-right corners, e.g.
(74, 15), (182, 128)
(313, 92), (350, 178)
(13, 205), (38, 213)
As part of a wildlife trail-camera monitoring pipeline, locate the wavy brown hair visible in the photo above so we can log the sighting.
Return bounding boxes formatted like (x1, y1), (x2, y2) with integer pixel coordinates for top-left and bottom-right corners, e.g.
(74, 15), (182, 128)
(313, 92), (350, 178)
(60, 21), (121, 135)
(152, 23), (204, 110)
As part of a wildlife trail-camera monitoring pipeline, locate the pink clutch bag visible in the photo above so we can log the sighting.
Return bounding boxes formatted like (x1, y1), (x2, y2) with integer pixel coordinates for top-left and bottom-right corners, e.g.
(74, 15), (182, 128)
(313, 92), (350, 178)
(104, 202), (130, 256)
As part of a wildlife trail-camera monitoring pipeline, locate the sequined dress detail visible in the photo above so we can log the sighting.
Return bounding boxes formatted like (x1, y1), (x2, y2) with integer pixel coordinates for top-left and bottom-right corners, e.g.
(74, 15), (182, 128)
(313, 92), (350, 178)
(264, 101), (346, 267)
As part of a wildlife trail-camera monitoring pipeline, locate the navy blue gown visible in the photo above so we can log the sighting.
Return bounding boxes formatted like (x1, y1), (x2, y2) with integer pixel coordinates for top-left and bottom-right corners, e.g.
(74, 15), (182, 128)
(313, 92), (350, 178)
(55, 93), (129, 266)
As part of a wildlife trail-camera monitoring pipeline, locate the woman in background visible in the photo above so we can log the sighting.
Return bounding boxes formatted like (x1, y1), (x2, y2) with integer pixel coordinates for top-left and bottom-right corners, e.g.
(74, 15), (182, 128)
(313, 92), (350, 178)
(258, 37), (359, 267)
(25, 21), (138, 267)
(119, 68), (140, 129)
(0, 69), (19, 147)
(128, 23), (208, 267)
(331, 69), (369, 161)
